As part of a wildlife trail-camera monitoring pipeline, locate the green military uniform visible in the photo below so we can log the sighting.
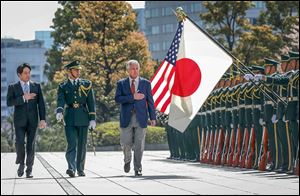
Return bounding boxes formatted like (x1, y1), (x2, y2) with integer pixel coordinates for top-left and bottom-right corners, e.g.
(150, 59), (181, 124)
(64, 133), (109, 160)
(229, 80), (241, 166)
(286, 69), (299, 170)
(265, 70), (293, 172)
(261, 59), (281, 171)
(251, 66), (265, 168)
(56, 60), (96, 175)
(239, 81), (249, 167)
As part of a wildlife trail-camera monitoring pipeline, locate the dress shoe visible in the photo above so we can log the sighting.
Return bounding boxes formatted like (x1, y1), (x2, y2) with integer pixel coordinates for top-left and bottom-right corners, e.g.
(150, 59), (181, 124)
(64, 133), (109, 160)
(266, 163), (275, 171)
(77, 171), (85, 177)
(124, 162), (131, 173)
(17, 164), (25, 177)
(135, 170), (142, 176)
(275, 168), (288, 173)
(26, 171), (33, 178)
(66, 169), (75, 178)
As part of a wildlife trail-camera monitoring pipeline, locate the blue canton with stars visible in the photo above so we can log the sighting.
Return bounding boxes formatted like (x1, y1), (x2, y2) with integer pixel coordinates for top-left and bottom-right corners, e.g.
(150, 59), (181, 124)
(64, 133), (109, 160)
(165, 22), (184, 65)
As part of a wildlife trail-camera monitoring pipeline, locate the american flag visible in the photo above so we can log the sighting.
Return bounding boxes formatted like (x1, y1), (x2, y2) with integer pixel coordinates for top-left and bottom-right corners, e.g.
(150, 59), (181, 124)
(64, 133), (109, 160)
(151, 22), (184, 114)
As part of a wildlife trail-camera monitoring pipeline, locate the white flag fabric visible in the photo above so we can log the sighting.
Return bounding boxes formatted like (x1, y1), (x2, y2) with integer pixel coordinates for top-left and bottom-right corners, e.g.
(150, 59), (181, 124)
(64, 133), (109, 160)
(151, 17), (232, 132)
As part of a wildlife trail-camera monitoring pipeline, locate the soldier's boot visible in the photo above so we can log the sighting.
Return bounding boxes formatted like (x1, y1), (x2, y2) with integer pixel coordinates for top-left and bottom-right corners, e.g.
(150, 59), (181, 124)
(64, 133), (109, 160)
(214, 128), (225, 165)
(240, 127), (250, 168)
(246, 127), (256, 169)
(233, 127), (242, 167)
(258, 126), (269, 171)
(227, 127), (236, 166)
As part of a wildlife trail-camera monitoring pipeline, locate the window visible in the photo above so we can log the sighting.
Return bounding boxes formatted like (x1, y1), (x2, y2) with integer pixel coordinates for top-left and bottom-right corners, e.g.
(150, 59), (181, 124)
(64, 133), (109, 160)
(151, 26), (160, 34)
(145, 10), (151, 18)
(151, 8), (159, 17)
(150, 43), (160, 52)
(162, 41), (172, 51)
(191, 3), (201, 12)
(162, 24), (174, 33)
(162, 7), (172, 16)
(253, 1), (264, 9)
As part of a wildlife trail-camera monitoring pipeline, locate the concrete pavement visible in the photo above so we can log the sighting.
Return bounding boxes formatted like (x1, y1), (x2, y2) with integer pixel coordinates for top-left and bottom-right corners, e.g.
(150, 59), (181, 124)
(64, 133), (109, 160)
(1, 151), (299, 195)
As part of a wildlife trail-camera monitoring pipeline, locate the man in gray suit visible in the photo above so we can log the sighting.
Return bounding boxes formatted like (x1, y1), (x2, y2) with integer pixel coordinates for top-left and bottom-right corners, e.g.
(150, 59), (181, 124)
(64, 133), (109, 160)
(7, 63), (46, 178)
(115, 60), (156, 176)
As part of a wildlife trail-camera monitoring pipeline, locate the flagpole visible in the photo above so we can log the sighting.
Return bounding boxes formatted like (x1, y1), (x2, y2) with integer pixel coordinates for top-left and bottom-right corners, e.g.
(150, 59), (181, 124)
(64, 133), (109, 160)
(177, 11), (287, 107)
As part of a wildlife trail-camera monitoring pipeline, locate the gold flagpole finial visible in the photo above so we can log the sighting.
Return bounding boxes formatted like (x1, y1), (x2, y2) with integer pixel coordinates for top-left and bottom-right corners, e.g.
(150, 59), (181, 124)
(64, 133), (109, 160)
(174, 7), (187, 22)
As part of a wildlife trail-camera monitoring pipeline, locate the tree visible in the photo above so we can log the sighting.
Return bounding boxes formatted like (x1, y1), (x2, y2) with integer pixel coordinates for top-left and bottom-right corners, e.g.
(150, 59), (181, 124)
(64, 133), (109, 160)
(45, 1), (81, 81)
(234, 24), (281, 65)
(258, 1), (299, 56)
(200, 1), (253, 51)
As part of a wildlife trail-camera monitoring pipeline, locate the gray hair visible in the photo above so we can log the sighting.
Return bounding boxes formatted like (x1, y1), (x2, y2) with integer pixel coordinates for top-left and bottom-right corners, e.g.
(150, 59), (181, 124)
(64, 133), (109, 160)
(126, 60), (140, 70)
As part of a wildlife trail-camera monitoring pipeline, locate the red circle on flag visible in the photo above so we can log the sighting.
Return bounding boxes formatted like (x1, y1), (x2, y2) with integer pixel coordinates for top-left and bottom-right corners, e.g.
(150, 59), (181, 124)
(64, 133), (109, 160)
(171, 58), (201, 97)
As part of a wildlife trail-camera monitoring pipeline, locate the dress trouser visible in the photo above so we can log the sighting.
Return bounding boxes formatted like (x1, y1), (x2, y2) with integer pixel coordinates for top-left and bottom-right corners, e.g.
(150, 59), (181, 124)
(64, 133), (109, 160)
(15, 120), (37, 172)
(65, 126), (88, 172)
(120, 114), (146, 172)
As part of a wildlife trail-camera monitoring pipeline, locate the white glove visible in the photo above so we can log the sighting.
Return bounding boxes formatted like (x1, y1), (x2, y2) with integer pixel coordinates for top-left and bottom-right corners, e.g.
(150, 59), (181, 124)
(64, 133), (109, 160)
(56, 113), (63, 122)
(271, 114), (277, 124)
(254, 74), (263, 82)
(244, 74), (254, 81)
(89, 120), (96, 130)
(283, 115), (288, 122)
(259, 118), (265, 126)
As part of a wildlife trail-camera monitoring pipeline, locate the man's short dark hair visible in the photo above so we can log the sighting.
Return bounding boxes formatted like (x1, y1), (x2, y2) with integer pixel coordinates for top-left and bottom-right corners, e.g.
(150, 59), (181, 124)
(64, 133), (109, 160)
(17, 63), (31, 75)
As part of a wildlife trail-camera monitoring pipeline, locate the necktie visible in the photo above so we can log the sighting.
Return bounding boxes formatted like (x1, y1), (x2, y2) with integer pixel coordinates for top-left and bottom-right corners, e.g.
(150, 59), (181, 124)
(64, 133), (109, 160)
(131, 80), (136, 94)
(24, 83), (29, 94)
(73, 80), (76, 86)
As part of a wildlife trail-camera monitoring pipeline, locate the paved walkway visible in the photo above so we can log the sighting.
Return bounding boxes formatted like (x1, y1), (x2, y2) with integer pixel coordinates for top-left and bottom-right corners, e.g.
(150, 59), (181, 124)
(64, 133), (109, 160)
(1, 151), (299, 195)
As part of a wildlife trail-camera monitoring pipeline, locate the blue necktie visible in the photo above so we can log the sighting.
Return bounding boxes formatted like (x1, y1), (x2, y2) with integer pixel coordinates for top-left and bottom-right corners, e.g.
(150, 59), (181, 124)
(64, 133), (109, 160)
(24, 83), (29, 94)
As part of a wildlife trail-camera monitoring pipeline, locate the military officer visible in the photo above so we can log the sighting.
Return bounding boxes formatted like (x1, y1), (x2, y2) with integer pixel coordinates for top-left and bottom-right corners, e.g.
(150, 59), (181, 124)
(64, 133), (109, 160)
(56, 60), (96, 177)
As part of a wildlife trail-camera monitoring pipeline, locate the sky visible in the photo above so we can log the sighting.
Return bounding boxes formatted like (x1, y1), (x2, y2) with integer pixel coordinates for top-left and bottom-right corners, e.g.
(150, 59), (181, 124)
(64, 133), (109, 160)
(1, 1), (145, 41)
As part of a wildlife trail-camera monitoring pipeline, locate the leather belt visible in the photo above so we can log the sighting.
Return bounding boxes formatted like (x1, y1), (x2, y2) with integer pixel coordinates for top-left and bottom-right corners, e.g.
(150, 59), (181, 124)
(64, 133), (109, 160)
(288, 97), (298, 101)
(252, 105), (261, 110)
(68, 103), (85, 109)
(266, 101), (274, 105)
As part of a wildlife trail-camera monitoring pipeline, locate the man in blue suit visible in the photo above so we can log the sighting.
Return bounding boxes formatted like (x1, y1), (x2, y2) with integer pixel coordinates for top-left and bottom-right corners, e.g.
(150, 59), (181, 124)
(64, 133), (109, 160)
(115, 60), (156, 176)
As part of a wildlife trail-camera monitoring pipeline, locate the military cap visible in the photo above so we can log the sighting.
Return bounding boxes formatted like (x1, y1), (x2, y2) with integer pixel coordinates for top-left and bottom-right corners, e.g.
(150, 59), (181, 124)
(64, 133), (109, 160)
(288, 51), (299, 60)
(221, 73), (230, 79)
(64, 60), (82, 70)
(280, 54), (290, 62)
(251, 65), (265, 72)
(264, 58), (279, 66)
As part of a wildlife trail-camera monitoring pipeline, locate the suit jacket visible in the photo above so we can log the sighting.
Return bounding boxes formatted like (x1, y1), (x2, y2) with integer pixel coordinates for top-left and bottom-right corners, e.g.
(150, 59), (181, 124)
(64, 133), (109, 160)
(115, 77), (156, 128)
(7, 81), (46, 128)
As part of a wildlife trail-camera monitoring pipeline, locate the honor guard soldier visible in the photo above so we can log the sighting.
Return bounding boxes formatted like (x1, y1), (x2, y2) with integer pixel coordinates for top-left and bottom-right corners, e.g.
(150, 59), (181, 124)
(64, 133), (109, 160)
(56, 60), (96, 177)
(255, 58), (293, 173)
(258, 59), (280, 171)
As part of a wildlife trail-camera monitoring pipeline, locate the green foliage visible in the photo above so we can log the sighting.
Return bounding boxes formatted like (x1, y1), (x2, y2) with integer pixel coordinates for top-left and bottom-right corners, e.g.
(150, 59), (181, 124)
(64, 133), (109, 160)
(1, 134), (13, 152)
(200, 1), (253, 51)
(91, 121), (166, 146)
(145, 126), (167, 144)
(36, 125), (67, 152)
